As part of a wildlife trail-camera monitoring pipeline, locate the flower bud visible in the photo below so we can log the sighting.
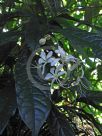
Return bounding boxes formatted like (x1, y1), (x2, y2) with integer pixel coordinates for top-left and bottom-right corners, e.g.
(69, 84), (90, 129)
(45, 34), (51, 40)
(39, 38), (46, 45)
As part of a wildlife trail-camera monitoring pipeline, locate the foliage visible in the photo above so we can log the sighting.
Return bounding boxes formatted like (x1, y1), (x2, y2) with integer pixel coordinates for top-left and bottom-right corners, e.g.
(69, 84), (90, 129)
(0, 0), (102, 136)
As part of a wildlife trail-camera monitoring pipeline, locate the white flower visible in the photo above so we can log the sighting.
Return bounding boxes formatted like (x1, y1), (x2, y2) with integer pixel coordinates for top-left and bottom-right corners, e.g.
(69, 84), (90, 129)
(55, 46), (66, 57)
(45, 64), (66, 88)
(55, 46), (77, 63)
(39, 38), (46, 45)
(38, 51), (53, 74)
(66, 55), (77, 63)
(49, 58), (60, 66)
(38, 51), (53, 64)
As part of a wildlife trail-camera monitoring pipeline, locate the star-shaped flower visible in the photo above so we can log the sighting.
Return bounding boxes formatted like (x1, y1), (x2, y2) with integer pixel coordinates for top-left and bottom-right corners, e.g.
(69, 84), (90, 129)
(38, 51), (60, 74)
(38, 51), (53, 74)
(45, 64), (66, 88)
(55, 46), (77, 63)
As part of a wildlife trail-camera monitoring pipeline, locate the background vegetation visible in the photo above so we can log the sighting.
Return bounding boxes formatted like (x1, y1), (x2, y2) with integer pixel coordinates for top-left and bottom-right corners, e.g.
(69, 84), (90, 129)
(0, 0), (102, 136)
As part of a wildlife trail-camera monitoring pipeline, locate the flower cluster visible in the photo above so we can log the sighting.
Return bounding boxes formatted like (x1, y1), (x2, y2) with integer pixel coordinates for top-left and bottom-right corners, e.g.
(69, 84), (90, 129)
(38, 46), (84, 89)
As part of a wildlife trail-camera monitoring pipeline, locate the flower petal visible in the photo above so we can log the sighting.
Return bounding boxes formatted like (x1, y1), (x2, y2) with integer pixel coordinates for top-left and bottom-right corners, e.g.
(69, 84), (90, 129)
(55, 64), (63, 73)
(48, 57), (54, 62)
(50, 58), (60, 66)
(66, 55), (76, 62)
(55, 49), (59, 54)
(40, 51), (46, 60)
(58, 46), (65, 56)
(58, 71), (66, 76)
(38, 58), (45, 64)
(50, 68), (55, 74)
(45, 73), (54, 80)
(47, 51), (53, 59)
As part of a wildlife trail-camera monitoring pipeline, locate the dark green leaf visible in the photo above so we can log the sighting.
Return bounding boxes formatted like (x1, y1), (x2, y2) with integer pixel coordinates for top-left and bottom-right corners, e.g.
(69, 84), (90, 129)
(86, 91), (102, 103)
(0, 41), (16, 64)
(54, 20), (102, 59)
(77, 91), (102, 111)
(25, 16), (47, 50)
(0, 74), (17, 134)
(48, 106), (75, 136)
(15, 50), (51, 136)
(0, 30), (21, 46)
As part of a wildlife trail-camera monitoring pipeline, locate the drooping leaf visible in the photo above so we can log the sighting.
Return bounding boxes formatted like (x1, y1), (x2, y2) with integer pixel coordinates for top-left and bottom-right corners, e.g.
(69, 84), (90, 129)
(79, 91), (102, 103)
(77, 91), (102, 111)
(53, 20), (102, 59)
(47, 106), (75, 136)
(15, 49), (51, 136)
(0, 74), (17, 134)
(86, 91), (102, 103)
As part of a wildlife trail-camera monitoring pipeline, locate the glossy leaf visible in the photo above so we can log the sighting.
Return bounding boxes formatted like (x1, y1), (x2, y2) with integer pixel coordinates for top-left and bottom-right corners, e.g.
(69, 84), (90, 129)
(15, 50), (51, 136)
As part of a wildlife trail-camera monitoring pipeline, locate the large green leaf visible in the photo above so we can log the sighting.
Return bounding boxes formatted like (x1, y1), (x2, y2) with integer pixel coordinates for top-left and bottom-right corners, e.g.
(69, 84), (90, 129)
(47, 106), (75, 136)
(0, 30), (21, 46)
(0, 74), (17, 134)
(15, 50), (51, 136)
(53, 19), (102, 59)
